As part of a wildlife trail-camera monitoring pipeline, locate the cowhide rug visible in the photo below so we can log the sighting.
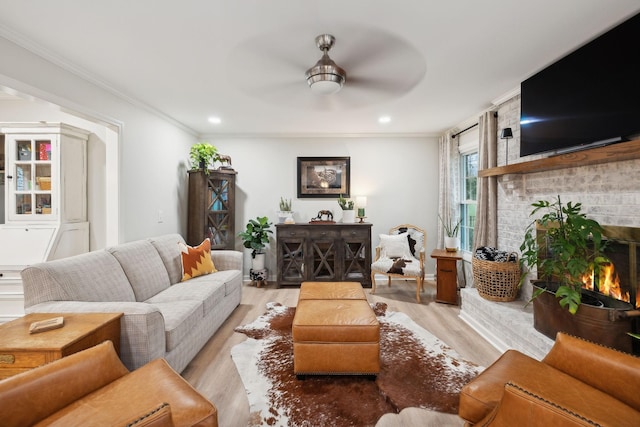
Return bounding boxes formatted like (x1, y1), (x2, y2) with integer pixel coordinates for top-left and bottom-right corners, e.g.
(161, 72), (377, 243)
(231, 302), (482, 427)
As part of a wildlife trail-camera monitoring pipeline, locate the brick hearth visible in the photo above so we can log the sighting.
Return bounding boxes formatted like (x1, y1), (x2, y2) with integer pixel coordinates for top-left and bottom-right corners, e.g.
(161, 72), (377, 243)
(459, 288), (553, 360)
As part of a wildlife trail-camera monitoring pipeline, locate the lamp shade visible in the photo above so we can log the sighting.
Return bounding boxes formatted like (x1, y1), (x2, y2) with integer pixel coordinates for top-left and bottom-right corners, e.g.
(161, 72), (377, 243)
(355, 196), (367, 207)
(500, 128), (513, 139)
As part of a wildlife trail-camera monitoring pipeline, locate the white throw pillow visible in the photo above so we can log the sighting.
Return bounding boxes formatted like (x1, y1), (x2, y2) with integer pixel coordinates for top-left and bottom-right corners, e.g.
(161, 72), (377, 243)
(379, 232), (412, 259)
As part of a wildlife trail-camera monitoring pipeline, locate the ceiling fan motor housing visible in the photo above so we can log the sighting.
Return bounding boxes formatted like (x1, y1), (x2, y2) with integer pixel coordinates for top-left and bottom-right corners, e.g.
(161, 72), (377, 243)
(305, 34), (346, 94)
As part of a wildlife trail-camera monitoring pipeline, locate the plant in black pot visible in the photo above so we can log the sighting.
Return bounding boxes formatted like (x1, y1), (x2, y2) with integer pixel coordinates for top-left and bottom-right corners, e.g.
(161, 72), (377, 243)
(238, 216), (273, 270)
(520, 195), (610, 314)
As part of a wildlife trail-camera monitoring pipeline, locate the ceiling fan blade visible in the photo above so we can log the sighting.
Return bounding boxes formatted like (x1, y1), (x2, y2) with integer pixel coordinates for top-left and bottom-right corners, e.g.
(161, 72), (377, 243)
(347, 75), (414, 94)
(337, 30), (415, 71)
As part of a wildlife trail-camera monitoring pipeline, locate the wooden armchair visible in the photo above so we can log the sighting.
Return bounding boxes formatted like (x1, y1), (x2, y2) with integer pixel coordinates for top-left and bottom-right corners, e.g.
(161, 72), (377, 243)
(370, 224), (426, 302)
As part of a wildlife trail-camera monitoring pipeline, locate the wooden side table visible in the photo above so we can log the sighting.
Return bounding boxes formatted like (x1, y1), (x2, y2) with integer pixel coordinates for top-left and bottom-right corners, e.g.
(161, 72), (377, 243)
(0, 312), (123, 379)
(430, 249), (462, 305)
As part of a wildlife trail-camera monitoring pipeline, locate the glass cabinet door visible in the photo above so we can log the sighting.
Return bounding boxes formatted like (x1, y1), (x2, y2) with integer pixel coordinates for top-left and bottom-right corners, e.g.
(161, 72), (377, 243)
(206, 175), (231, 249)
(8, 136), (55, 220)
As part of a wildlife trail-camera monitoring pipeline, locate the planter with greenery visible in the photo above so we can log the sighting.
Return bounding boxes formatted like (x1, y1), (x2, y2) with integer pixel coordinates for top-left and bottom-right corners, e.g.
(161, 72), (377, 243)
(520, 196), (637, 352)
(519, 195), (610, 314)
(276, 197), (294, 224)
(337, 194), (355, 223)
(439, 214), (461, 252)
(238, 216), (273, 269)
(189, 142), (219, 174)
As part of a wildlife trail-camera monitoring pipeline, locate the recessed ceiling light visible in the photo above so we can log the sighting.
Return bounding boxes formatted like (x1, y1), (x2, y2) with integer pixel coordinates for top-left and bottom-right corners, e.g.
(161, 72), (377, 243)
(378, 116), (391, 124)
(208, 116), (222, 124)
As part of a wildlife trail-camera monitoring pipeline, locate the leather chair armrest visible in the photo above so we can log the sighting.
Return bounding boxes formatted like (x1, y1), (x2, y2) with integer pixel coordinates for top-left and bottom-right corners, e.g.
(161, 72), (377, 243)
(476, 382), (598, 427)
(0, 341), (129, 427)
(124, 402), (174, 427)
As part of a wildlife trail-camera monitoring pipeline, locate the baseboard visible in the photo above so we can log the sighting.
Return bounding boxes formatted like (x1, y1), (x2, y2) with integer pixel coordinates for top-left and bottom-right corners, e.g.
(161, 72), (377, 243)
(459, 309), (510, 355)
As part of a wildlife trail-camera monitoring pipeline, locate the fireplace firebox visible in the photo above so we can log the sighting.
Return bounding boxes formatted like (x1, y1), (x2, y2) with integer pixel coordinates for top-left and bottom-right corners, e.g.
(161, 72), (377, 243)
(534, 225), (640, 354)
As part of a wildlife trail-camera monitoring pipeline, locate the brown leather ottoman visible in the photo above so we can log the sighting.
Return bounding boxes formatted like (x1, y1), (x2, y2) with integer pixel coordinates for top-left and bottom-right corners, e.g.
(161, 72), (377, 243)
(298, 281), (367, 300)
(292, 295), (380, 377)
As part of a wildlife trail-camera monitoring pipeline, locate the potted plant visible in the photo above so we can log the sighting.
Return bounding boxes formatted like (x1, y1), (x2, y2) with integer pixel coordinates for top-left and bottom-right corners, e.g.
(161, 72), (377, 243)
(189, 142), (219, 174)
(519, 195), (610, 314)
(276, 197), (294, 224)
(439, 214), (461, 252)
(337, 194), (355, 223)
(238, 216), (273, 270)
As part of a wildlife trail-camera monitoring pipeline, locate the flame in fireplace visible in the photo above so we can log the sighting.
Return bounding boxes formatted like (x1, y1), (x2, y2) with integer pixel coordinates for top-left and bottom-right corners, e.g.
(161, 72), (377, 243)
(581, 263), (632, 304)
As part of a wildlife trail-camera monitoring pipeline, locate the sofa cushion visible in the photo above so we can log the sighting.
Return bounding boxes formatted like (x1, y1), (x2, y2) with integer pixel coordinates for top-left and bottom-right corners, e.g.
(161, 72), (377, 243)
(21, 250), (136, 304)
(179, 238), (217, 281)
(146, 278), (226, 315)
(108, 240), (171, 302)
(148, 234), (187, 285)
(148, 300), (202, 352)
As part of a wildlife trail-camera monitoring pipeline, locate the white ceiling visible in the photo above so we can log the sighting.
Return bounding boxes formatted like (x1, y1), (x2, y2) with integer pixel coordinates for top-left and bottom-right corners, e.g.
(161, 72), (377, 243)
(0, 0), (638, 137)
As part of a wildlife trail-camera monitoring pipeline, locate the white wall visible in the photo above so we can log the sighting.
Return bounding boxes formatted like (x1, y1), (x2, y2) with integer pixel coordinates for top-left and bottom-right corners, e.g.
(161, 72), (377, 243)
(0, 35), (197, 244)
(209, 136), (440, 275)
(0, 35), (442, 279)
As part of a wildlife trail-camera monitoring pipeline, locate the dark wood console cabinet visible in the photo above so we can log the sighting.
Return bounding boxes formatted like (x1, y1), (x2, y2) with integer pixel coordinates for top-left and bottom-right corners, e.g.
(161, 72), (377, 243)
(276, 223), (372, 288)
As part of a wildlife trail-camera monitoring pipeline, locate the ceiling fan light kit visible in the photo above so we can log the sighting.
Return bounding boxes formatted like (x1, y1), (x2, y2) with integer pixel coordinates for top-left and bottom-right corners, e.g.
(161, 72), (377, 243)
(305, 34), (346, 95)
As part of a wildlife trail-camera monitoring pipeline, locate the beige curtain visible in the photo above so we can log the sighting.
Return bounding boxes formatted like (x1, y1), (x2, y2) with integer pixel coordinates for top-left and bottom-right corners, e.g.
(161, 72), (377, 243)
(438, 131), (460, 248)
(473, 111), (498, 249)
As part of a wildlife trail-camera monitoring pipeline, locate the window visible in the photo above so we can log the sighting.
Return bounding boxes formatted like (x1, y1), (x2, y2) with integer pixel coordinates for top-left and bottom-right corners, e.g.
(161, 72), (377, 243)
(460, 152), (477, 252)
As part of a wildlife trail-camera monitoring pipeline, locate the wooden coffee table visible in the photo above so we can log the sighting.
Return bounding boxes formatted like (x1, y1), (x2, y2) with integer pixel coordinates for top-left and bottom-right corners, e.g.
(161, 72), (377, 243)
(0, 312), (123, 379)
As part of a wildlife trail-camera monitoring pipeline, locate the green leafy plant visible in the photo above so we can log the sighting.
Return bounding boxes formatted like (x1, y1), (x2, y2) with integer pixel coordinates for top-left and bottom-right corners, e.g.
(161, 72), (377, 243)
(337, 194), (354, 210)
(519, 195), (609, 314)
(189, 142), (219, 174)
(279, 197), (292, 211)
(238, 216), (273, 258)
(439, 214), (461, 237)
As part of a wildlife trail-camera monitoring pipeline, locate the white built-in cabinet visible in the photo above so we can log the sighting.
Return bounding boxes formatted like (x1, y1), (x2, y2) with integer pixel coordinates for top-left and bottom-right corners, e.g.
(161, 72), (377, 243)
(0, 123), (90, 322)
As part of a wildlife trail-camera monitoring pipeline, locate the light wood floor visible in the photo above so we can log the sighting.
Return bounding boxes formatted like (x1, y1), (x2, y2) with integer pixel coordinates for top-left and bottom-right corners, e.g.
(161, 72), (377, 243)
(181, 279), (501, 427)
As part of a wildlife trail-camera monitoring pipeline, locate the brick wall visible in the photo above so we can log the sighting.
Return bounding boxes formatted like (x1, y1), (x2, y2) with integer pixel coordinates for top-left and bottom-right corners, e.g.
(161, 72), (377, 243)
(490, 94), (640, 301)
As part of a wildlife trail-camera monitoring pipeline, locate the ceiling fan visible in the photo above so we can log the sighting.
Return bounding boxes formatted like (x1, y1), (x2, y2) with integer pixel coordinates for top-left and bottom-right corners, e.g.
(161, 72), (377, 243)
(305, 34), (347, 95)
(228, 26), (426, 110)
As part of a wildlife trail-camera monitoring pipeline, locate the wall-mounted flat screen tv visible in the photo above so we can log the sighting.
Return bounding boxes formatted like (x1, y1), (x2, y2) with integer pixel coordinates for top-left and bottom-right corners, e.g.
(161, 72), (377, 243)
(520, 12), (640, 157)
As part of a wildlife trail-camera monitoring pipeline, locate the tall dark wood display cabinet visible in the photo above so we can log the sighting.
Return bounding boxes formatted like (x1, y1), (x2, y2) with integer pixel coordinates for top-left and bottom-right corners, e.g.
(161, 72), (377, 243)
(187, 169), (237, 249)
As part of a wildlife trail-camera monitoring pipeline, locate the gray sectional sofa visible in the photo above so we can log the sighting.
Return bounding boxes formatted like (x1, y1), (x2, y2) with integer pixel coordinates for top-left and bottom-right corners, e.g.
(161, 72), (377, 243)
(20, 234), (242, 373)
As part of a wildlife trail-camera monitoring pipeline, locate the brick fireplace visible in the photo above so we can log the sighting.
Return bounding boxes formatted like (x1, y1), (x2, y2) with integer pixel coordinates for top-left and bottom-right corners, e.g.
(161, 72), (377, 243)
(458, 93), (640, 358)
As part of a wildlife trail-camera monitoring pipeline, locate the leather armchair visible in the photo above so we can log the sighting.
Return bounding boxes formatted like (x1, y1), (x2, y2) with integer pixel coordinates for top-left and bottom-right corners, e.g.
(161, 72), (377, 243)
(0, 341), (217, 427)
(459, 332), (640, 426)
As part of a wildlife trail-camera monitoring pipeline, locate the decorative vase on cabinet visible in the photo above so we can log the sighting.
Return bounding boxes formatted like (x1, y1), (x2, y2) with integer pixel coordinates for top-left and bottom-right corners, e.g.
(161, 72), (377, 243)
(187, 169), (237, 249)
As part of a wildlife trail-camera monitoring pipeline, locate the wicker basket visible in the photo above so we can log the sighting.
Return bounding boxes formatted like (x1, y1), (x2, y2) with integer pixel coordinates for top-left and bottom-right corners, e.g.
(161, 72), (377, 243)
(472, 253), (521, 302)
(37, 177), (51, 190)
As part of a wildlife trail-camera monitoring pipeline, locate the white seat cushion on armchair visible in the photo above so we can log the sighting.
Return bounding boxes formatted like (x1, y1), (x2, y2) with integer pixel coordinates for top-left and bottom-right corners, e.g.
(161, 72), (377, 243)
(372, 232), (423, 276)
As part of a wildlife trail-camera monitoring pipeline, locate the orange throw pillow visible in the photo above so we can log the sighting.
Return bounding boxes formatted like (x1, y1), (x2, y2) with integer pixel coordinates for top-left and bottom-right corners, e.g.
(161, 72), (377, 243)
(180, 238), (217, 281)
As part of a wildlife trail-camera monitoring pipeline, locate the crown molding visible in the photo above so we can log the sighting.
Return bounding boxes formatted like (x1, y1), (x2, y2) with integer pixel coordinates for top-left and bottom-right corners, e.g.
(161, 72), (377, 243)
(491, 86), (521, 107)
(0, 25), (197, 137)
(198, 132), (440, 139)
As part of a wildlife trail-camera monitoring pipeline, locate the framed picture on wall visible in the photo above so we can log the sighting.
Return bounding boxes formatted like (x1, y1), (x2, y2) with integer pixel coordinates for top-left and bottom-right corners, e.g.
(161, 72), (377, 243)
(297, 156), (350, 198)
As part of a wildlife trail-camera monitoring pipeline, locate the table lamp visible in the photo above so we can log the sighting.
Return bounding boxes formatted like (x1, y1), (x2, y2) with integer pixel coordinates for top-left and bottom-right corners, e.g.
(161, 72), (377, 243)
(356, 196), (367, 223)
